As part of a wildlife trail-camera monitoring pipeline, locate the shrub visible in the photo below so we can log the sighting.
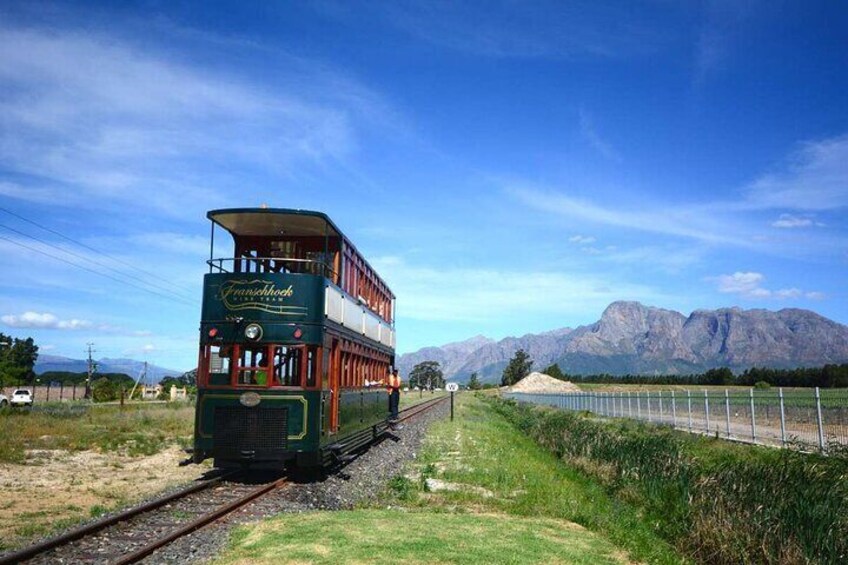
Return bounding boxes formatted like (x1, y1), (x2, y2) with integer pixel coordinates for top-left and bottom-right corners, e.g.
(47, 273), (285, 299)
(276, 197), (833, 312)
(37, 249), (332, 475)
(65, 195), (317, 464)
(489, 397), (848, 564)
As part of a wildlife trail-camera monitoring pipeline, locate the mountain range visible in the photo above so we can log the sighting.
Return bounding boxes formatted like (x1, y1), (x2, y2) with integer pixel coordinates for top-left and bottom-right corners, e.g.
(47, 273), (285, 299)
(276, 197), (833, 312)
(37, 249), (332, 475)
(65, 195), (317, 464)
(397, 301), (848, 384)
(35, 355), (183, 383)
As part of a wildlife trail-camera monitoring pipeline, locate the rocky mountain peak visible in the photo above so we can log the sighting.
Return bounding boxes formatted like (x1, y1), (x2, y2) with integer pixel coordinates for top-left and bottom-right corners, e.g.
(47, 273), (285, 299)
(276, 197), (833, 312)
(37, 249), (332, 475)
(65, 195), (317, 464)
(398, 301), (848, 383)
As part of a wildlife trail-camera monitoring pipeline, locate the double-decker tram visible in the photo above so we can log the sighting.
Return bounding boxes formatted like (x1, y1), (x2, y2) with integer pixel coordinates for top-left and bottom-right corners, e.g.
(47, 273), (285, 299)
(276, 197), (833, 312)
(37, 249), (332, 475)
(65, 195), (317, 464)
(191, 208), (396, 469)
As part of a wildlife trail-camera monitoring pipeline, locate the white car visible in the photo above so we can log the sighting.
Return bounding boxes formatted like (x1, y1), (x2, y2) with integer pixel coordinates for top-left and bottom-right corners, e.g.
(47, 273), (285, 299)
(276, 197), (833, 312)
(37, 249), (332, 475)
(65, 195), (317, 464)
(10, 389), (33, 408)
(0, 393), (7, 408)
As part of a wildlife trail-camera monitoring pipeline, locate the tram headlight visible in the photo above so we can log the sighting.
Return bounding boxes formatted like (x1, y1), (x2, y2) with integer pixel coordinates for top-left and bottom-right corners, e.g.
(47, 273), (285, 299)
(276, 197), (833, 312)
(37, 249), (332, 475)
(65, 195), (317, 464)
(244, 323), (263, 341)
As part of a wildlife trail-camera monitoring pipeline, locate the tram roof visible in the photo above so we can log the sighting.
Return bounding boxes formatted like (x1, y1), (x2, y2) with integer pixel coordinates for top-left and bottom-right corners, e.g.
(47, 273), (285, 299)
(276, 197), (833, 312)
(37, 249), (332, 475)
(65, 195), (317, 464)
(207, 208), (342, 238)
(207, 208), (394, 299)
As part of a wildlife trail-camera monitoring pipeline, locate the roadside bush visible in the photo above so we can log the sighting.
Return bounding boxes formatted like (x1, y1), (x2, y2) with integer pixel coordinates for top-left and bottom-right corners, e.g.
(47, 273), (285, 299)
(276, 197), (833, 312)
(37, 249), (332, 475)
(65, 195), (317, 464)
(91, 378), (119, 402)
(490, 397), (848, 564)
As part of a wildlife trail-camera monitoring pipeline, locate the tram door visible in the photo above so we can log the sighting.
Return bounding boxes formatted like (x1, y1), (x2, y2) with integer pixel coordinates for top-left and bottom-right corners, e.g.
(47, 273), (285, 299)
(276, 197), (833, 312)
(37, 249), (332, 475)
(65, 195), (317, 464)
(328, 338), (341, 434)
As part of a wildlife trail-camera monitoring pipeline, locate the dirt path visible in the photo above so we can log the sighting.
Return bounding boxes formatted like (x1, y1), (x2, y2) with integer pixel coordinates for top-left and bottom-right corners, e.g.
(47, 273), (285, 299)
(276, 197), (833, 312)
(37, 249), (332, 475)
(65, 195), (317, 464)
(0, 445), (208, 551)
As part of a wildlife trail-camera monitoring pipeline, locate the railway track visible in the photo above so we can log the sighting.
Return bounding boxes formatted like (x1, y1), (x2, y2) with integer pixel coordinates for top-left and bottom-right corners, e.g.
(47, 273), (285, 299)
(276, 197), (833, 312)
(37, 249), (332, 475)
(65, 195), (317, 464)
(1, 395), (448, 565)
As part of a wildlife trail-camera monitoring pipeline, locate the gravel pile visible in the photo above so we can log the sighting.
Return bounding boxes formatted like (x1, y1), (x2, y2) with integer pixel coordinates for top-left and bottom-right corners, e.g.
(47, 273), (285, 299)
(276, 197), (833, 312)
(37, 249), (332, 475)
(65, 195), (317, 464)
(142, 399), (449, 564)
(510, 372), (581, 393)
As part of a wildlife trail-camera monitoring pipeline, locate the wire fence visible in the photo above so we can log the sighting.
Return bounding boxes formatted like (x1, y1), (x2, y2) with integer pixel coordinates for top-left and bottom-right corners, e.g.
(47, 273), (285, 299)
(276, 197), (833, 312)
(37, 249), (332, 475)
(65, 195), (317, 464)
(504, 388), (848, 453)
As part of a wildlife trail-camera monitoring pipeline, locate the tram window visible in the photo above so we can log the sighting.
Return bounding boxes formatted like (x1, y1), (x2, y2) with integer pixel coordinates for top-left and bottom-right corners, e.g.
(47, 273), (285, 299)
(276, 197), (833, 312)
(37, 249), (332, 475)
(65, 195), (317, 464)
(210, 345), (231, 375)
(236, 346), (270, 386)
(273, 346), (302, 387)
(305, 348), (316, 387)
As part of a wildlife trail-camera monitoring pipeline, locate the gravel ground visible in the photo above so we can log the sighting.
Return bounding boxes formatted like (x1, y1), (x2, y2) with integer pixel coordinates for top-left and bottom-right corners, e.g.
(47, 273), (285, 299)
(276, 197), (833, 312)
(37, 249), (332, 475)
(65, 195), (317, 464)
(142, 399), (448, 564)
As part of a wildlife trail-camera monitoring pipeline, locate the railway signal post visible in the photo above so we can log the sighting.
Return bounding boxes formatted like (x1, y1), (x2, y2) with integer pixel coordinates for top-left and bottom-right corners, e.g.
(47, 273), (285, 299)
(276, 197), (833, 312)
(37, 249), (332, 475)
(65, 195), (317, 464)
(446, 382), (459, 421)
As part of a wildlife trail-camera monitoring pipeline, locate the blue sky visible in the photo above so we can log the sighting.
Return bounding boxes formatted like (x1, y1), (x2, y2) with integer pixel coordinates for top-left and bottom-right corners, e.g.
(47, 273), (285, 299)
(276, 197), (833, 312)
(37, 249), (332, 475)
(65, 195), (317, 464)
(0, 1), (846, 371)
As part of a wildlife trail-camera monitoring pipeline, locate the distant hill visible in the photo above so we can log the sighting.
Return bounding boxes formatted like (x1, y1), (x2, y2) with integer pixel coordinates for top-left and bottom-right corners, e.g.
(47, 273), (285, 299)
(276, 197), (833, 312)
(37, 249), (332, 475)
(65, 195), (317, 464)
(35, 355), (183, 383)
(397, 301), (848, 384)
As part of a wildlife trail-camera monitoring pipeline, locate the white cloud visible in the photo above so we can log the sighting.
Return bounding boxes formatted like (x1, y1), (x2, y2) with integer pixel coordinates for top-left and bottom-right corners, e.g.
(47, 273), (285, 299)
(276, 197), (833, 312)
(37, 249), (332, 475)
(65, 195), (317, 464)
(579, 109), (620, 162)
(714, 272), (764, 295)
(0, 310), (156, 336)
(711, 272), (822, 301)
(568, 235), (596, 244)
(508, 132), (848, 256)
(340, 1), (662, 59)
(121, 343), (157, 356)
(745, 135), (848, 211)
(372, 256), (666, 323)
(509, 184), (748, 246)
(771, 213), (824, 229)
(1, 311), (92, 330)
(772, 214), (813, 228)
(0, 22), (398, 215)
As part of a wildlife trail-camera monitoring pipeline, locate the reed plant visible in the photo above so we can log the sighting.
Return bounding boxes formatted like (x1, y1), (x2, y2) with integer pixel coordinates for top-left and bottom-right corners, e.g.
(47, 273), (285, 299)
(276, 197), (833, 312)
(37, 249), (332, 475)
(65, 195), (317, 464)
(491, 397), (848, 564)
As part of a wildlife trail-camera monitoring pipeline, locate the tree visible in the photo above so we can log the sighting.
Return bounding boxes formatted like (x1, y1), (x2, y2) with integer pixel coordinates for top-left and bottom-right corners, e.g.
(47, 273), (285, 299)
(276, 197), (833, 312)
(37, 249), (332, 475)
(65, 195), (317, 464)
(467, 372), (482, 390)
(180, 368), (197, 386)
(543, 363), (567, 381)
(501, 349), (533, 386)
(0, 333), (38, 386)
(408, 361), (444, 390)
(160, 369), (197, 389)
(701, 367), (734, 386)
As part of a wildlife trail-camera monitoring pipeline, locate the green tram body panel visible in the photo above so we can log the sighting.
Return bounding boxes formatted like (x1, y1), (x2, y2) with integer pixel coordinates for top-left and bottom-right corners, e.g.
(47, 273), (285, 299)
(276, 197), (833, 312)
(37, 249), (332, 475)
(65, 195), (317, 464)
(194, 389), (389, 455)
(195, 271), (394, 467)
(201, 272), (326, 345)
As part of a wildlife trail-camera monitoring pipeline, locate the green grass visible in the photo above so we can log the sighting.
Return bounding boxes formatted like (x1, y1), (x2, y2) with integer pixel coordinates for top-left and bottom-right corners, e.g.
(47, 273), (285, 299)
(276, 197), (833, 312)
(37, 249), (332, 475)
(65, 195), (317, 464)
(493, 397), (848, 564)
(400, 393), (685, 564)
(218, 393), (682, 564)
(0, 402), (194, 463)
(216, 509), (630, 565)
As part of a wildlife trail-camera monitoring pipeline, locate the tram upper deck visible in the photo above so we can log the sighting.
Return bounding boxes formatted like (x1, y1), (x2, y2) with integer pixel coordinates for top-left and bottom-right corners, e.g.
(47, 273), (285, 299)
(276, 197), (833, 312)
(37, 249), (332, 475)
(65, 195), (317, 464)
(201, 208), (395, 352)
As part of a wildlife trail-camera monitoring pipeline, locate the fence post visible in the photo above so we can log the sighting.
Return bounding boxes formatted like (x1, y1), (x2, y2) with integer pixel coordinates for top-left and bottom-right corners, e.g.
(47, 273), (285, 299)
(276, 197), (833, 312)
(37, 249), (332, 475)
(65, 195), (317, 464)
(47, 383), (51, 402)
(779, 387), (787, 446)
(815, 387), (826, 452)
(637, 392), (642, 419)
(687, 390), (692, 432)
(671, 390), (677, 427)
(724, 389), (731, 438)
(658, 391), (664, 423)
(704, 390), (711, 433)
(628, 392), (632, 417)
(749, 388), (757, 442)
(60, 381), (64, 402)
(647, 392), (652, 422)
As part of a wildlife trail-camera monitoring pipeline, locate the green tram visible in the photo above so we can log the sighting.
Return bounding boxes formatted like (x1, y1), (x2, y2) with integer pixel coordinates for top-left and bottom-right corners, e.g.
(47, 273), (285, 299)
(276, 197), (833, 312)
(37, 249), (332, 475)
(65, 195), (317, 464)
(191, 208), (396, 469)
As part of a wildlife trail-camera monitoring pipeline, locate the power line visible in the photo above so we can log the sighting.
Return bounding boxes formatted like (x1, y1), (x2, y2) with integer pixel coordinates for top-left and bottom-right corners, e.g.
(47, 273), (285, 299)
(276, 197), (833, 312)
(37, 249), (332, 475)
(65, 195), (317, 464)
(0, 234), (197, 307)
(0, 222), (197, 303)
(0, 206), (199, 297)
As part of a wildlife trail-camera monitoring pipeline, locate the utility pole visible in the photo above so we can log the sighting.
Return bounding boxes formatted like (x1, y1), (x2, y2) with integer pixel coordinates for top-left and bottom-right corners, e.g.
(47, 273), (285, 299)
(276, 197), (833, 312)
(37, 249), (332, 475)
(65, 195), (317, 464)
(85, 343), (96, 399)
(129, 361), (147, 401)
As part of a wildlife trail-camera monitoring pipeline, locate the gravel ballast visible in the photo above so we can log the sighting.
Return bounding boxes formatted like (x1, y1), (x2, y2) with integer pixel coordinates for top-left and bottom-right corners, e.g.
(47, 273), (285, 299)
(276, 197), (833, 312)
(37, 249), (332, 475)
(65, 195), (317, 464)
(142, 398), (449, 564)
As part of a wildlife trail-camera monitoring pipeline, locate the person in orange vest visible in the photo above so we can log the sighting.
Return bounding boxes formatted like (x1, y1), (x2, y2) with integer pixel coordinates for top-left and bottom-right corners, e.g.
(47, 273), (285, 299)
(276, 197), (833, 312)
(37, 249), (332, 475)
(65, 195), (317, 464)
(387, 369), (401, 422)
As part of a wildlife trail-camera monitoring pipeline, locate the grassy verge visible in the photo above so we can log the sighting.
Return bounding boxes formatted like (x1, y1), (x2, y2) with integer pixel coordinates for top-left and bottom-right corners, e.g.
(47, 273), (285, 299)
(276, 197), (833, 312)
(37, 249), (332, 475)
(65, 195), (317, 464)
(217, 510), (630, 564)
(492, 397), (848, 564)
(217, 393), (682, 564)
(0, 402), (194, 463)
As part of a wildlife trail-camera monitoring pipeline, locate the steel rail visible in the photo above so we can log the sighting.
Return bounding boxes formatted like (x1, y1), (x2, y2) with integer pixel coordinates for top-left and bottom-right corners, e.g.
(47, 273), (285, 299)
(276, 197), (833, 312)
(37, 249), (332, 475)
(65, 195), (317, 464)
(0, 472), (235, 565)
(117, 396), (448, 562)
(113, 477), (289, 565)
(396, 395), (449, 423)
